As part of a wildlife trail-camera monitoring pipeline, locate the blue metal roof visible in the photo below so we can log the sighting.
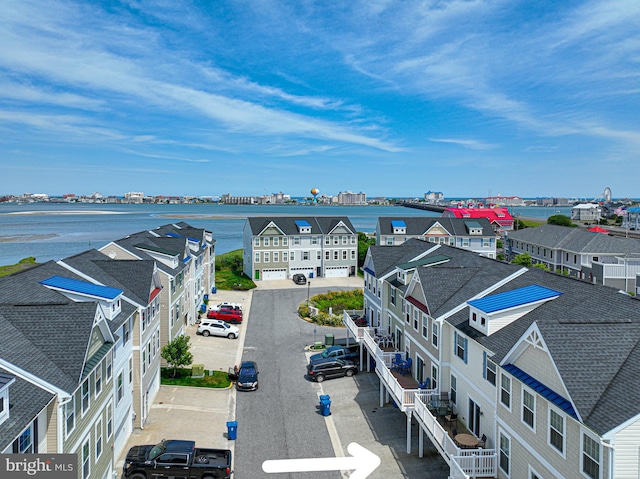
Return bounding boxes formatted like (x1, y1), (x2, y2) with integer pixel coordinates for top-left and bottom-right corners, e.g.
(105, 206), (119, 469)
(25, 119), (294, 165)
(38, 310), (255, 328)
(503, 364), (577, 419)
(295, 219), (311, 227)
(468, 284), (562, 313)
(165, 232), (181, 238)
(40, 275), (122, 300)
(391, 220), (406, 228)
(363, 267), (375, 276)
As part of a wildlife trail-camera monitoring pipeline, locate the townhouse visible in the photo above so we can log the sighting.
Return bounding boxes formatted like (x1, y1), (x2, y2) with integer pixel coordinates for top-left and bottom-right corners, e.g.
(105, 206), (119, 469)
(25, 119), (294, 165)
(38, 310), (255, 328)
(505, 224), (640, 290)
(375, 217), (497, 258)
(243, 216), (358, 281)
(58, 249), (163, 431)
(0, 261), (137, 479)
(350, 240), (640, 478)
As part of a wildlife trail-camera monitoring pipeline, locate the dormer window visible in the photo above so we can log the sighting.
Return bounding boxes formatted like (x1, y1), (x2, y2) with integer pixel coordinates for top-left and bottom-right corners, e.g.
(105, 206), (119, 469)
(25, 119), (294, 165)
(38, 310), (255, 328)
(391, 220), (406, 234)
(295, 220), (312, 234)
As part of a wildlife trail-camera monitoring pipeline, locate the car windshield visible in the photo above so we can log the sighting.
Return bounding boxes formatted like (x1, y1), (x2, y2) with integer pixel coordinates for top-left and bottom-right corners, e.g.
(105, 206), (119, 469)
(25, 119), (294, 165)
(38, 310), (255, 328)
(240, 367), (256, 376)
(147, 444), (165, 461)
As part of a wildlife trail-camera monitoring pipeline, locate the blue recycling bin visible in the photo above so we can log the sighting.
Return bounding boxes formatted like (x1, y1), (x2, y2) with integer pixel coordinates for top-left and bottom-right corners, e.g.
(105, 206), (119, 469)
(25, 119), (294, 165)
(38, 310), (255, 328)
(226, 421), (238, 440)
(200, 304), (206, 313)
(204, 294), (209, 301)
(309, 272), (314, 278)
(212, 286), (217, 294)
(319, 395), (331, 417)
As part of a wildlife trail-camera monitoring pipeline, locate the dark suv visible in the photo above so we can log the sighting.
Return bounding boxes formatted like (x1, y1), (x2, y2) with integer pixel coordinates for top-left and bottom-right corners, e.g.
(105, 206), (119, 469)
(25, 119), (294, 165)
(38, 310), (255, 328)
(292, 273), (307, 285)
(306, 358), (357, 383)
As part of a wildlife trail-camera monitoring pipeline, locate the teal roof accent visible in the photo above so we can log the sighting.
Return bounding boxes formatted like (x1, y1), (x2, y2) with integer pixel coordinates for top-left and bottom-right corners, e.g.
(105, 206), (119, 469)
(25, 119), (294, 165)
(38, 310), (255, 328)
(391, 220), (406, 228)
(40, 276), (122, 300)
(295, 219), (311, 227)
(464, 221), (483, 229)
(468, 284), (562, 313)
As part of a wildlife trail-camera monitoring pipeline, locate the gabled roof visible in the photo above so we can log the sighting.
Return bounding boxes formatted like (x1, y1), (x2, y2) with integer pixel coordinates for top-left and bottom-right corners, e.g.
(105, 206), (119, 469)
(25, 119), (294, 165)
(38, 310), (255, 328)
(366, 239), (439, 278)
(377, 217), (494, 237)
(507, 224), (640, 255)
(468, 285), (562, 313)
(443, 207), (513, 223)
(245, 216), (356, 236)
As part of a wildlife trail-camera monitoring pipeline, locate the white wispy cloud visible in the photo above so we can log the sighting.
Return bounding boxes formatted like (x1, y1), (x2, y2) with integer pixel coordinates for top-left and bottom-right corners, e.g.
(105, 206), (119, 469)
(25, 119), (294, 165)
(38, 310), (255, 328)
(429, 138), (498, 150)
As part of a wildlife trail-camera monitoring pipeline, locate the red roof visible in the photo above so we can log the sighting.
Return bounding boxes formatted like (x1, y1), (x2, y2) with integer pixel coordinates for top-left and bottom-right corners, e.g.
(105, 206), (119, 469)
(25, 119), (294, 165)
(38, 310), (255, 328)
(443, 207), (513, 223)
(406, 296), (429, 315)
(588, 226), (610, 233)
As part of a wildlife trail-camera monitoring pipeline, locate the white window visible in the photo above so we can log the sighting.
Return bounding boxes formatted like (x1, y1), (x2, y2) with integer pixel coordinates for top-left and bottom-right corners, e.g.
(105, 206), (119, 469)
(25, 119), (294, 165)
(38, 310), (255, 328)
(499, 432), (510, 475)
(351, 250), (356, 260)
(351, 236), (356, 244)
(65, 397), (75, 437)
(82, 438), (90, 479)
(455, 333), (467, 362)
(117, 372), (124, 403)
(413, 309), (419, 331)
(431, 364), (438, 390)
(81, 379), (90, 414)
(95, 419), (103, 459)
(334, 251), (338, 260)
(264, 252), (270, 262)
(273, 237), (279, 246)
(283, 252), (288, 262)
(325, 251), (330, 260)
(94, 365), (102, 398)
(342, 236), (347, 244)
(522, 388), (535, 429)
(325, 236), (330, 245)
(342, 250), (347, 260)
(462, 238), (470, 247)
(582, 433), (600, 479)
(483, 238), (490, 247)
(432, 322), (439, 348)
(549, 408), (564, 454)
(290, 252), (295, 261)
(303, 251), (309, 261)
(333, 236), (339, 245)
(486, 359), (496, 386)
(450, 374), (457, 404)
(294, 237), (300, 245)
(123, 321), (130, 345)
(282, 237), (288, 246)
(421, 315), (428, 339)
(18, 427), (33, 453)
(311, 236), (318, 245)
(148, 343), (152, 365)
(263, 237), (270, 247)
(254, 238), (260, 247)
(255, 252), (260, 263)
(385, 237), (394, 245)
(273, 252), (279, 262)
(501, 374), (511, 409)
(129, 358), (133, 384)
(106, 403), (113, 439)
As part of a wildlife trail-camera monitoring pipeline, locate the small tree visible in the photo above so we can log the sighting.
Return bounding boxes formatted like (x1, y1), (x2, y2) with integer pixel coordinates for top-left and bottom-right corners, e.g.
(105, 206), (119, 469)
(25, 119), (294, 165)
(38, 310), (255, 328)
(547, 214), (574, 227)
(161, 335), (194, 378)
(511, 252), (532, 268)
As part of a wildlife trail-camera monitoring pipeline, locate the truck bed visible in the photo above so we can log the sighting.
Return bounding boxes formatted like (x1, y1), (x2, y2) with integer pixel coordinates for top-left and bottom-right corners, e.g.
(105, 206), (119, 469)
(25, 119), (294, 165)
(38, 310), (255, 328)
(193, 448), (232, 468)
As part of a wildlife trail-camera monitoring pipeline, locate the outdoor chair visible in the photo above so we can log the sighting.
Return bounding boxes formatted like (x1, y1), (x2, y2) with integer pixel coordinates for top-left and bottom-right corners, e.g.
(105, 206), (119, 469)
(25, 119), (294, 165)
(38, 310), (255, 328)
(444, 412), (458, 428)
(477, 434), (487, 448)
(399, 357), (412, 376)
(391, 353), (403, 370)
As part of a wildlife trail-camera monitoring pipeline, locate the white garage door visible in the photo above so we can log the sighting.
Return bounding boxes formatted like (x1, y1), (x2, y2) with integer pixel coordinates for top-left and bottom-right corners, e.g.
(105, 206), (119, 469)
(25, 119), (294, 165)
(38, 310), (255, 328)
(262, 268), (287, 280)
(324, 266), (348, 278)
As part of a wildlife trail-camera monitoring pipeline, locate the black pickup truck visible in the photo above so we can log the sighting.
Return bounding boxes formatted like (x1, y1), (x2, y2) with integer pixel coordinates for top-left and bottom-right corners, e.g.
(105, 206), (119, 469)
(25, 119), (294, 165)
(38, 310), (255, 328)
(309, 345), (360, 364)
(122, 439), (232, 479)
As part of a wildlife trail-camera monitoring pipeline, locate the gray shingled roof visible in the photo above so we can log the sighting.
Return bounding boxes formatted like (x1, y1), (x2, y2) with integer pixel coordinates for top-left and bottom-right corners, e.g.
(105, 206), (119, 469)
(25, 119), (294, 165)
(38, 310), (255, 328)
(366, 239), (439, 278)
(112, 231), (189, 276)
(0, 369), (55, 452)
(440, 257), (640, 436)
(378, 217), (494, 236)
(61, 249), (157, 307)
(245, 216), (356, 236)
(507, 224), (640, 254)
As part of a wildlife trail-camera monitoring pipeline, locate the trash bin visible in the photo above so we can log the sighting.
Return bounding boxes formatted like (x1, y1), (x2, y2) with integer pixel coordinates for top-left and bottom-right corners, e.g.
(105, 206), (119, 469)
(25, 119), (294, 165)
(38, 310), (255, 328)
(204, 294), (209, 301)
(200, 304), (206, 313)
(309, 272), (314, 278)
(319, 396), (331, 417)
(226, 421), (238, 440)
(212, 286), (217, 294)
(324, 333), (334, 346)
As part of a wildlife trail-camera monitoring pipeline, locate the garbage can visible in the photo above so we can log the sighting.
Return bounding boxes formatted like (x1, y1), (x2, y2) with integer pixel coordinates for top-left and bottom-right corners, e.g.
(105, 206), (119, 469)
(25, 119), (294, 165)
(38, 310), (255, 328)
(320, 398), (331, 417)
(226, 421), (238, 440)
(200, 304), (206, 313)
(212, 286), (217, 294)
(204, 294), (209, 301)
(309, 272), (314, 278)
(324, 333), (334, 347)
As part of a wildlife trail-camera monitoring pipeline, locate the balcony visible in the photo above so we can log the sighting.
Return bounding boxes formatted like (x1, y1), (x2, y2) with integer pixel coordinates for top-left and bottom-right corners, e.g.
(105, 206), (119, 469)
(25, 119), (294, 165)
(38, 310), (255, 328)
(343, 310), (497, 478)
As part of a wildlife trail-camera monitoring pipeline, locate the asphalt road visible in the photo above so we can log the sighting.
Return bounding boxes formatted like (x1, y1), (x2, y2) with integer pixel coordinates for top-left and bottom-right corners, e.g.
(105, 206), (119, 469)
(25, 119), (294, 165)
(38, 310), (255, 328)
(233, 286), (349, 479)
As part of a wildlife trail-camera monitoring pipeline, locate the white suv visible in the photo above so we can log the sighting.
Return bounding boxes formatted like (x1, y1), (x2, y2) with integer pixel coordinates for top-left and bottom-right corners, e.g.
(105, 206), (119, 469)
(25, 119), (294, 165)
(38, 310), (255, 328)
(197, 320), (240, 339)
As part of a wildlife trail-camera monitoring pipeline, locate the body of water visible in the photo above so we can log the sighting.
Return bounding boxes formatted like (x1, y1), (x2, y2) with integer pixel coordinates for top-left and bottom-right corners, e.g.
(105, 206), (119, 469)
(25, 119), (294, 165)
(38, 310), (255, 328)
(0, 203), (571, 266)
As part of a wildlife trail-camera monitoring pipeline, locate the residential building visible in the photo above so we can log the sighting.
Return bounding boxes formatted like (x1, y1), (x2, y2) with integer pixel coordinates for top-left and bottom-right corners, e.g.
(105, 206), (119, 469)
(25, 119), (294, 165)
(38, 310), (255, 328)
(349, 241), (640, 479)
(243, 216), (358, 280)
(443, 207), (514, 233)
(375, 217), (497, 258)
(483, 195), (525, 207)
(571, 203), (602, 221)
(0, 261), (137, 479)
(505, 224), (640, 289)
(623, 207), (640, 231)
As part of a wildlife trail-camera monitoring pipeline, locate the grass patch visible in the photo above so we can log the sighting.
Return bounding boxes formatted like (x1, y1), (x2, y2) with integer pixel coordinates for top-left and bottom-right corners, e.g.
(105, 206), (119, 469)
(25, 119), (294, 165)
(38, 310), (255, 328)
(0, 257), (39, 278)
(299, 289), (364, 327)
(215, 249), (256, 290)
(161, 368), (231, 388)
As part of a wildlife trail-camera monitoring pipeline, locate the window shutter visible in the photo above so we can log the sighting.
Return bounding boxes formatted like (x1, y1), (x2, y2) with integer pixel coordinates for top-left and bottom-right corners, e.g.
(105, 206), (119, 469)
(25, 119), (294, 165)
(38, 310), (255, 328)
(483, 352), (487, 379)
(464, 337), (468, 364)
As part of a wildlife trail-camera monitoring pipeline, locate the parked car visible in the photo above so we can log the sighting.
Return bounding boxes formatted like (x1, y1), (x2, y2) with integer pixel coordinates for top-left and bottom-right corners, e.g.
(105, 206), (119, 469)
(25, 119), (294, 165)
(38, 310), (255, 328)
(292, 273), (307, 285)
(122, 439), (232, 479)
(207, 308), (242, 324)
(309, 345), (360, 364)
(197, 320), (240, 339)
(236, 361), (259, 391)
(306, 358), (358, 383)
(210, 302), (242, 312)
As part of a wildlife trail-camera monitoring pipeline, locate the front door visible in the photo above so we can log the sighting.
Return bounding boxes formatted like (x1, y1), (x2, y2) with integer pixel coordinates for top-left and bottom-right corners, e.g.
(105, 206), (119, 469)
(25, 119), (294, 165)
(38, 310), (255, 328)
(468, 398), (481, 436)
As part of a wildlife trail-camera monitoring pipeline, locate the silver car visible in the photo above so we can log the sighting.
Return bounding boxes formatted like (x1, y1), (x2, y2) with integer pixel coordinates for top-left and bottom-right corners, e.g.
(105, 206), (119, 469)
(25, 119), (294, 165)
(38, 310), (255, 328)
(197, 319), (240, 339)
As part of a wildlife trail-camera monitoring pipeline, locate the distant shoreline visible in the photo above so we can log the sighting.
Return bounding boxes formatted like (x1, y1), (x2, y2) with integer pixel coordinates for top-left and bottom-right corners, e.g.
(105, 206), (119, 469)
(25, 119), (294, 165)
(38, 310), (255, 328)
(0, 233), (59, 243)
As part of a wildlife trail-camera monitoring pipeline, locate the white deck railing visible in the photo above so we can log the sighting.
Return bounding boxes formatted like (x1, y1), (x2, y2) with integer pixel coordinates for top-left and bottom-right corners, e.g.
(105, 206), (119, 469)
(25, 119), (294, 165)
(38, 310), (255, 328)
(343, 311), (497, 478)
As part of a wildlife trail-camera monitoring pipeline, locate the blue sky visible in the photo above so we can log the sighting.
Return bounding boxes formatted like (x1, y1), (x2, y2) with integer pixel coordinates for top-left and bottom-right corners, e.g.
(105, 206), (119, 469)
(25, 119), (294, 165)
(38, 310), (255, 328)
(1, 0), (639, 199)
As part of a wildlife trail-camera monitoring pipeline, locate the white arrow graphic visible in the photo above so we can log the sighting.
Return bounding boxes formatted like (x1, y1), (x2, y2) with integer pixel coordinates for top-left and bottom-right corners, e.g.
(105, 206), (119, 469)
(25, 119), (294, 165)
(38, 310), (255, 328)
(262, 442), (381, 479)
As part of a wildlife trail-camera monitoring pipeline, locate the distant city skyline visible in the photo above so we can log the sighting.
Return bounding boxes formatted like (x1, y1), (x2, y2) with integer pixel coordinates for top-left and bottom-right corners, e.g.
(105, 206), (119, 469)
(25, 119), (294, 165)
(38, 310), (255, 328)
(1, 1), (639, 199)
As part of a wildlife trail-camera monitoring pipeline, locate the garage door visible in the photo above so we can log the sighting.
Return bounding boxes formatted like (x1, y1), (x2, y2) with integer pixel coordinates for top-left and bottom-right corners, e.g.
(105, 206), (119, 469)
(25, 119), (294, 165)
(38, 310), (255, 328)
(262, 268), (287, 280)
(324, 266), (348, 278)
